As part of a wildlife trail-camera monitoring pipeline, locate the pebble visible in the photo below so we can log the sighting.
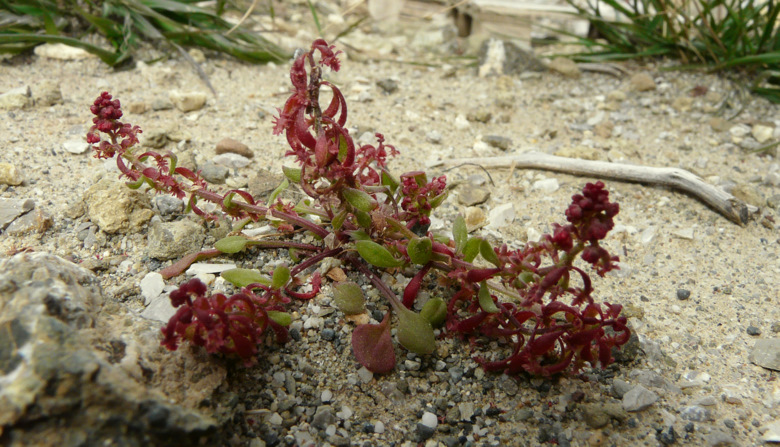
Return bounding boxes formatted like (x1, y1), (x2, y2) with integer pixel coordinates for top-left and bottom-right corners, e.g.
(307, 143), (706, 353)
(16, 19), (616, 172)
(214, 153), (252, 169)
(426, 130), (442, 144)
(321, 328), (335, 341)
(216, 137), (254, 158)
(321, 389), (333, 403)
(376, 78), (398, 94)
(677, 289), (691, 300)
(483, 135), (512, 151)
(656, 426), (676, 445)
(0, 198), (34, 229)
(33, 80), (63, 106)
(185, 263), (237, 275)
(0, 162), (23, 185)
(459, 402), (474, 421)
(374, 421), (385, 434)
(0, 86), (32, 109)
(34, 43), (95, 60)
(140, 292), (178, 322)
(464, 206), (486, 231)
(486, 203), (515, 229)
(749, 338), (780, 371)
(146, 219), (206, 260)
(421, 411), (438, 429)
(63, 139), (90, 154)
(336, 405), (353, 420)
(454, 114), (470, 130)
(140, 272), (165, 305)
(416, 423), (436, 441)
(752, 124), (773, 143)
(671, 227), (694, 239)
(532, 178), (560, 194)
(762, 421), (780, 442)
(705, 430), (736, 446)
(622, 385), (659, 411)
(199, 161), (229, 184)
(630, 72), (656, 91)
(312, 406), (337, 429)
(679, 405), (714, 422)
(154, 195), (184, 218)
(746, 326), (761, 336)
(457, 187), (490, 206)
(169, 90), (207, 112)
(548, 57), (581, 78)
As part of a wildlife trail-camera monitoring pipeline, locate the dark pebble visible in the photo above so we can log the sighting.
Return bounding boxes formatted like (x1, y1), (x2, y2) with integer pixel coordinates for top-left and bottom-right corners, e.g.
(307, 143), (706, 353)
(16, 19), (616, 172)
(376, 79), (398, 94)
(486, 407), (502, 417)
(723, 419), (736, 429)
(684, 422), (695, 433)
(321, 328), (335, 341)
(656, 426), (677, 445)
(290, 328), (301, 341)
(362, 423), (374, 433)
(677, 289), (691, 300)
(416, 423), (436, 441)
(747, 326), (761, 336)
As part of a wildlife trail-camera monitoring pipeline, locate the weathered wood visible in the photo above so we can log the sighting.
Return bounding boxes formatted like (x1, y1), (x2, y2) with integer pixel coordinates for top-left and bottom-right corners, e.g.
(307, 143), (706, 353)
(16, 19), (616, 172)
(434, 152), (756, 225)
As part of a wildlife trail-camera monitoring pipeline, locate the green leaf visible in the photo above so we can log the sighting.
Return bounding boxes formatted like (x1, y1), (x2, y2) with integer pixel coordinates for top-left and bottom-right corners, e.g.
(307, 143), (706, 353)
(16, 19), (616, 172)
(354, 209), (372, 228)
(331, 209), (348, 231)
(396, 307), (435, 355)
(215, 235), (250, 254)
(271, 265), (290, 289)
(453, 215), (467, 253)
(407, 237), (432, 265)
(343, 187), (377, 212)
(381, 170), (399, 193)
(516, 271), (535, 289)
(267, 311), (292, 326)
(429, 191), (448, 209)
(480, 239), (501, 267)
(266, 178), (289, 205)
(462, 237), (481, 263)
(282, 165), (301, 183)
(222, 268), (271, 288)
(478, 281), (500, 313)
(348, 230), (371, 241)
(332, 281), (366, 315)
(356, 240), (403, 268)
(420, 297), (446, 327)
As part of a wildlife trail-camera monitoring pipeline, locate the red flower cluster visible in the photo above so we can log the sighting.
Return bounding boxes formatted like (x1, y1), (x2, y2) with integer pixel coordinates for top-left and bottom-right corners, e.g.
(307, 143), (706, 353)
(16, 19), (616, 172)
(87, 92), (142, 159)
(399, 171), (447, 229)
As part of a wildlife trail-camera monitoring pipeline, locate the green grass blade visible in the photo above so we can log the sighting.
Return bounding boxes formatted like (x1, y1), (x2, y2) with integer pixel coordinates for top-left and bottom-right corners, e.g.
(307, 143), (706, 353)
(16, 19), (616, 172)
(305, 0), (322, 36)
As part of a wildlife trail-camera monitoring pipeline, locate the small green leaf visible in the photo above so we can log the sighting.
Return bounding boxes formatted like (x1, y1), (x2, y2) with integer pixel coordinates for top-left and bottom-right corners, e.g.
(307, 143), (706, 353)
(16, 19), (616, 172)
(223, 192), (236, 210)
(396, 307), (435, 354)
(215, 235), (250, 254)
(356, 240), (403, 268)
(267, 311), (292, 326)
(271, 265), (290, 289)
(332, 209), (348, 231)
(343, 187), (377, 212)
(429, 191), (448, 209)
(478, 281), (500, 313)
(282, 165), (302, 183)
(432, 233), (451, 244)
(462, 237), (482, 263)
(381, 170), (399, 193)
(407, 237), (432, 265)
(348, 230), (371, 241)
(420, 297), (446, 327)
(480, 239), (501, 267)
(453, 215), (467, 253)
(355, 209), (372, 228)
(267, 178), (289, 205)
(222, 268), (271, 288)
(516, 271), (535, 289)
(333, 281), (366, 315)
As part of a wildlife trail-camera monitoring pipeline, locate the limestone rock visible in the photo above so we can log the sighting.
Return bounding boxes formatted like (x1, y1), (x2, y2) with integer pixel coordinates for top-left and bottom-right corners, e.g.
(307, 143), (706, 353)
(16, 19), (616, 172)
(0, 163), (23, 186)
(83, 179), (154, 234)
(33, 80), (63, 107)
(548, 57), (581, 78)
(0, 198), (34, 230)
(630, 73), (656, 92)
(146, 219), (206, 260)
(34, 43), (96, 60)
(0, 86), (32, 110)
(169, 90), (207, 112)
(749, 338), (780, 371)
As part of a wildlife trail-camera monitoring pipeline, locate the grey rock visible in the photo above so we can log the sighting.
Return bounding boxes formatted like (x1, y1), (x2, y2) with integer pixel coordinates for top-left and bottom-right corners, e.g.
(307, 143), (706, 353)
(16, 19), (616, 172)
(154, 195), (184, 218)
(0, 86), (32, 110)
(677, 289), (691, 300)
(483, 135), (512, 151)
(459, 402), (474, 421)
(497, 374), (518, 396)
(146, 219), (205, 260)
(749, 338), (780, 371)
(143, 127), (170, 149)
(213, 153), (252, 169)
(140, 272), (165, 304)
(140, 292), (179, 323)
(376, 78), (398, 94)
(582, 403), (628, 428)
(62, 139), (90, 154)
(477, 38), (546, 77)
(629, 369), (681, 393)
(458, 187), (490, 206)
(312, 405), (337, 429)
(0, 162), (23, 186)
(83, 178), (154, 234)
(0, 198), (34, 229)
(622, 385), (659, 411)
(705, 430), (736, 446)
(612, 379), (632, 398)
(0, 253), (217, 445)
(151, 98), (174, 111)
(33, 80), (63, 106)
(679, 405), (715, 422)
(247, 170), (285, 198)
(426, 130), (442, 144)
(199, 161), (229, 184)
(5, 207), (52, 236)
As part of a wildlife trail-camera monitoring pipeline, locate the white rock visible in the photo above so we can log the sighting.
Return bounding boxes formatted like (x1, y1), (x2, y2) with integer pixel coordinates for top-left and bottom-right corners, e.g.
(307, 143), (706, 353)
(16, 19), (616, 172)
(671, 228), (694, 240)
(622, 385), (659, 411)
(357, 366), (373, 383)
(532, 178), (560, 194)
(213, 153), (251, 169)
(639, 226), (656, 244)
(63, 139), (90, 154)
(525, 227), (542, 243)
(486, 203), (515, 229)
(374, 421), (385, 434)
(458, 402), (474, 421)
(454, 114), (470, 130)
(140, 294), (178, 322)
(729, 124), (750, 138)
(762, 421), (780, 442)
(140, 272), (165, 305)
(34, 43), (96, 60)
(169, 90), (208, 112)
(421, 411), (438, 429)
(478, 39), (506, 78)
(185, 263), (237, 275)
(0, 86), (31, 110)
(752, 124), (774, 144)
(268, 412), (283, 425)
(321, 389), (333, 403)
(336, 405), (353, 420)
(325, 424), (337, 436)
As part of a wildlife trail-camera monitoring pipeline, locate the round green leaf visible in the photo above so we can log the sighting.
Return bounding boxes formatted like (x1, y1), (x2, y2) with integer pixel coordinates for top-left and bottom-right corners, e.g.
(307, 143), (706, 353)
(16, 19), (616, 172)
(420, 297), (446, 327)
(343, 187), (377, 212)
(271, 265), (291, 289)
(215, 235), (250, 254)
(222, 268), (271, 288)
(267, 311), (292, 326)
(355, 240), (402, 268)
(333, 281), (366, 315)
(396, 307), (435, 355)
(407, 237), (432, 265)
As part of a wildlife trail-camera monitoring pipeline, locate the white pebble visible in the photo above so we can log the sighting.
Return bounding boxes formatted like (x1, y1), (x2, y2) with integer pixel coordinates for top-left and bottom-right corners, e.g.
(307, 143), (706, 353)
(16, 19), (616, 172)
(337, 406), (353, 420)
(268, 412), (283, 425)
(532, 178), (560, 193)
(185, 263), (237, 275)
(140, 272), (165, 305)
(357, 366), (374, 383)
(374, 421), (385, 434)
(421, 411), (438, 429)
(325, 424), (337, 436)
(321, 389), (333, 403)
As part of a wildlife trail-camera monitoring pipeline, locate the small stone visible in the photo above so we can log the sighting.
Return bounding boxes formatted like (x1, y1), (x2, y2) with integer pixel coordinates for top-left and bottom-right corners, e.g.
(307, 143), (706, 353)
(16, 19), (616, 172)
(421, 411), (438, 429)
(607, 90), (627, 102)
(762, 421), (780, 442)
(630, 72), (656, 92)
(146, 219), (206, 260)
(4, 208), (52, 235)
(140, 272), (165, 305)
(746, 326), (761, 336)
(426, 130), (442, 144)
(677, 289), (691, 300)
(216, 138), (254, 158)
(0, 163), (23, 186)
(483, 135), (512, 151)
(63, 139), (90, 154)
(321, 389), (333, 403)
(83, 179), (153, 234)
(213, 153), (252, 169)
(612, 379), (633, 398)
(454, 114), (470, 129)
(486, 203), (515, 229)
(464, 206), (486, 231)
(127, 102), (149, 114)
(185, 263), (237, 275)
(672, 228), (694, 239)
(374, 421), (385, 434)
(672, 96), (694, 112)
(151, 98), (174, 111)
(312, 406), (337, 429)
(376, 79), (398, 94)
(622, 385), (659, 411)
(582, 403), (628, 428)
(458, 402), (474, 421)
(749, 338), (780, 371)
(33, 80), (63, 106)
(336, 405), (353, 420)
(140, 293), (178, 322)
(656, 426), (677, 445)
(0, 198), (34, 229)
(0, 86), (31, 110)
(532, 178), (559, 194)
(321, 328), (335, 341)
(731, 183), (763, 207)
(169, 90), (207, 112)
(357, 366), (373, 383)
(555, 146), (601, 160)
(188, 48), (206, 63)
(594, 121), (614, 138)
(34, 43), (95, 60)
(199, 161), (229, 184)
(709, 117), (731, 132)
(467, 108), (492, 123)
(416, 423), (435, 441)
(154, 195), (184, 218)
(679, 405), (714, 422)
(458, 187), (490, 206)
(705, 430), (736, 446)
(752, 124), (774, 143)
(548, 57), (581, 78)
